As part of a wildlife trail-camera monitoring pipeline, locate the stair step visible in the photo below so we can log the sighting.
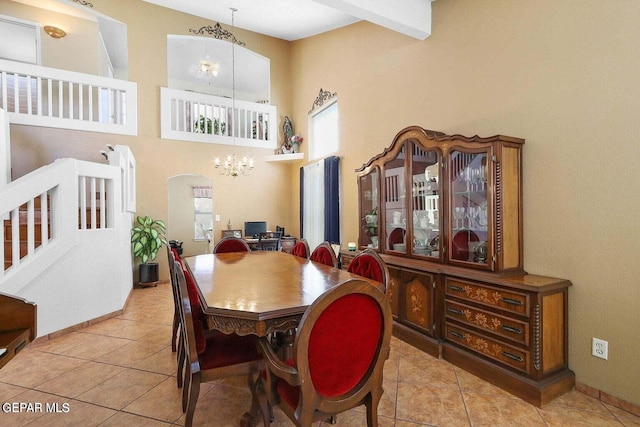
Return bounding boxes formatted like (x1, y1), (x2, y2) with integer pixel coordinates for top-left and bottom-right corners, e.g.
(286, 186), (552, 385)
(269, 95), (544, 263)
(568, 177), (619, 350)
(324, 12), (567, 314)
(3, 223), (49, 242)
(3, 241), (32, 269)
(4, 208), (102, 269)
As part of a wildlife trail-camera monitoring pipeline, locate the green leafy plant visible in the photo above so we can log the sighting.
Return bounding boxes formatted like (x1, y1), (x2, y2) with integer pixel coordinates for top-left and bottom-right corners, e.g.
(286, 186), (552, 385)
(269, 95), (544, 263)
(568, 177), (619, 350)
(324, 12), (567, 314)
(362, 207), (378, 237)
(131, 215), (167, 264)
(194, 115), (227, 135)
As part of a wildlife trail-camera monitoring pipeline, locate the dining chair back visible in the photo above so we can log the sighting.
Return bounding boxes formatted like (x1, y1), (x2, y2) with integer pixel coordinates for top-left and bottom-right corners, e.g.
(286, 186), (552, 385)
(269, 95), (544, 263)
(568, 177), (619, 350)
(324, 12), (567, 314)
(168, 249), (208, 395)
(309, 241), (338, 267)
(167, 246), (183, 353)
(213, 236), (251, 253)
(347, 249), (389, 293)
(257, 278), (392, 426)
(257, 231), (282, 251)
(172, 256), (266, 427)
(290, 239), (310, 259)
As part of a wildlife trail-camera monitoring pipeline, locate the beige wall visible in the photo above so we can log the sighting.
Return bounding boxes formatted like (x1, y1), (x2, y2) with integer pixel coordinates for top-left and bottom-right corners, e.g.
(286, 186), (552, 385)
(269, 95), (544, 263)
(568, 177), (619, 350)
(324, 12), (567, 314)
(5, 0), (639, 409)
(7, 0), (295, 281)
(288, 0), (640, 408)
(0, 0), (100, 74)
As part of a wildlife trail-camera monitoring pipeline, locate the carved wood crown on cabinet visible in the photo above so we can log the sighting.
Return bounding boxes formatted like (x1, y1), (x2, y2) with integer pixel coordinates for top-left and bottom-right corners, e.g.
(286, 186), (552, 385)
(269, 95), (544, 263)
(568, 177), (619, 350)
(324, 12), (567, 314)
(347, 125), (574, 407)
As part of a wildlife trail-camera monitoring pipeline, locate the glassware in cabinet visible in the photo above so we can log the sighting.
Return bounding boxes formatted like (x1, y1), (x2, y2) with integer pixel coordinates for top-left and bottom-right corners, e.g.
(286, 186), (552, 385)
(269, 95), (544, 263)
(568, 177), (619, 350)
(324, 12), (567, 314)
(449, 150), (489, 266)
(383, 143), (407, 254)
(409, 141), (442, 259)
(358, 168), (380, 249)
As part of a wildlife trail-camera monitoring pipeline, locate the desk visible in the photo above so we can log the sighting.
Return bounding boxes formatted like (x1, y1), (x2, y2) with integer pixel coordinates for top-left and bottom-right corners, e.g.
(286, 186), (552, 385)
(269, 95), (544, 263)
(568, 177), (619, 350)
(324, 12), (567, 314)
(184, 251), (380, 337)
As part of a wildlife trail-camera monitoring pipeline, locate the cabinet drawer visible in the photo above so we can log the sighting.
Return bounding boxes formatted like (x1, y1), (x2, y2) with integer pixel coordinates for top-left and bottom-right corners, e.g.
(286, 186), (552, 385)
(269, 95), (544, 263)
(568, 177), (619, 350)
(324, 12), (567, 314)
(445, 300), (529, 346)
(445, 323), (530, 374)
(444, 277), (529, 317)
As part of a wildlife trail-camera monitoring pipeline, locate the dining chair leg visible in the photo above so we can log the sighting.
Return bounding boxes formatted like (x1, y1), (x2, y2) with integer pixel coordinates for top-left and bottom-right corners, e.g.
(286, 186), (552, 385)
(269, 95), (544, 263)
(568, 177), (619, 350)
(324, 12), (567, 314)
(184, 371), (201, 427)
(177, 335), (185, 389)
(182, 363), (191, 413)
(365, 393), (379, 427)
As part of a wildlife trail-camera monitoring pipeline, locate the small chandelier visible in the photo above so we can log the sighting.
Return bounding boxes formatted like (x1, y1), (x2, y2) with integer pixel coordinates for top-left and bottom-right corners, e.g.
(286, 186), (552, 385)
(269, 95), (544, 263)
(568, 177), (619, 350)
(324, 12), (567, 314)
(215, 153), (254, 176)
(214, 8), (254, 177)
(198, 60), (218, 85)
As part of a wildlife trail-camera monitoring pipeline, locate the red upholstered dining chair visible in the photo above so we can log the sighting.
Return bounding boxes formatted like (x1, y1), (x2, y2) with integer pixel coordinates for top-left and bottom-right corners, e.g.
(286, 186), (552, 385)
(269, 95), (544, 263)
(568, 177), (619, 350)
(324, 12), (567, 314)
(309, 241), (338, 267)
(257, 278), (392, 427)
(168, 250), (208, 385)
(213, 235), (251, 253)
(347, 249), (389, 293)
(290, 239), (310, 259)
(167, 246), (183, 353)
(172, 256), (266, 427)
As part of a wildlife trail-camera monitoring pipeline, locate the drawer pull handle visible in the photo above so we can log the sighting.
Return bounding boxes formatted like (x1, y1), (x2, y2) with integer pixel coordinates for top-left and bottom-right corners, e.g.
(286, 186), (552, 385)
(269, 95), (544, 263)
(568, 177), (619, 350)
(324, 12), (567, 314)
(448, 285), (464, 292)
(502, 297), (523, 306)
(15, 340), (27, 353)
(500, 325), (523, 334)
(502, 351), (524, 362)
(449, 330), (465, 339)
(447, 307), (464, 315)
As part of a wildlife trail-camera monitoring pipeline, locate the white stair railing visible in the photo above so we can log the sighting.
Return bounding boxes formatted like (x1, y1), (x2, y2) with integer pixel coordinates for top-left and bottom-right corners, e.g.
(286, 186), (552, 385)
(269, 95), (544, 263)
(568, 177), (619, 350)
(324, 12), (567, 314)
(0, 59), (137, 136)
(0, 147), (136, 337)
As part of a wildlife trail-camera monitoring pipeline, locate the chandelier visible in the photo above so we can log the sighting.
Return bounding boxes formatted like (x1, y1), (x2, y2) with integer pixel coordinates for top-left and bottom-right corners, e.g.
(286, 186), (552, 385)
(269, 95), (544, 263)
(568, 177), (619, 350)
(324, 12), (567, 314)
(215, 8), (254, 177)
(198, 60), (219, 84)
(214, 154), (254, 177)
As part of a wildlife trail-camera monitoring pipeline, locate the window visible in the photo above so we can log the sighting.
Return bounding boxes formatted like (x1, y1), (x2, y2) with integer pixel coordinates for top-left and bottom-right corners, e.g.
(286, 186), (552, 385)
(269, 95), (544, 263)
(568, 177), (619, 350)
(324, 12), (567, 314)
(193, 186), (213, 240)
(301, 156), (340, 249)
(0, 15), (40, 65)
(309, 98), (338, 160)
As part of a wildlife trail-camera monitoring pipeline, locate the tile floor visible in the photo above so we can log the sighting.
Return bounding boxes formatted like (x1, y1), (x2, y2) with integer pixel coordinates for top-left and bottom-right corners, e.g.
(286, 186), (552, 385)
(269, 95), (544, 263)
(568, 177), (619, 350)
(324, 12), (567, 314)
(1, 283), (639, 426)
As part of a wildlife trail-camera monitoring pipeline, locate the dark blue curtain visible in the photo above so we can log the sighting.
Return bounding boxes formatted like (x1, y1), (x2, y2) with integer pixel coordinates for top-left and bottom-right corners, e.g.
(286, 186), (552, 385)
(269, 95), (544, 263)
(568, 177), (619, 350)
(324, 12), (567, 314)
(299, 156), (340, 244)
(299, 166), (304, 238)
(324, 156), (340, 244)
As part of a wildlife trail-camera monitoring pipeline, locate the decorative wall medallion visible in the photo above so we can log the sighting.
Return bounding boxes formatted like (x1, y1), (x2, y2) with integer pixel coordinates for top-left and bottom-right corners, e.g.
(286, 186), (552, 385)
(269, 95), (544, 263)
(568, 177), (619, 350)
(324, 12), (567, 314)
(72, 0), (93, 7)
(308, 88), (337, 114)
(189, 22), (246, 46)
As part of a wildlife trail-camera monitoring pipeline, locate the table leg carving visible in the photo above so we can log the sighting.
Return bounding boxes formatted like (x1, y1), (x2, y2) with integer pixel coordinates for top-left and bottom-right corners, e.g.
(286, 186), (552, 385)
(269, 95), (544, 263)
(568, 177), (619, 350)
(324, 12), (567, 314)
(242, 373), (270, 427)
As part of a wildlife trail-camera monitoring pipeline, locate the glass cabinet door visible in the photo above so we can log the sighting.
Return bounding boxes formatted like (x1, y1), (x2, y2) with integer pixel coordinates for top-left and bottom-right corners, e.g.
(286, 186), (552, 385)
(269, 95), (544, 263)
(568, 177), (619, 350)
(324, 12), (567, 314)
(358, 168), (379, 249)
(449, 150), (489, 266)
(383, 144), (407, 254)
(409, 142), (441, 259)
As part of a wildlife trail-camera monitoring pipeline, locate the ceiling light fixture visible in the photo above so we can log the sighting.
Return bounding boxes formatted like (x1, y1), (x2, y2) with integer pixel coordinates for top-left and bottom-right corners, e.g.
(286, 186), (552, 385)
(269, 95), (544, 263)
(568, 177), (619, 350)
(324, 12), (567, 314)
(44, 25), (67, 39)
(214, 8), (254, 177)
(198, 60), (219, 85)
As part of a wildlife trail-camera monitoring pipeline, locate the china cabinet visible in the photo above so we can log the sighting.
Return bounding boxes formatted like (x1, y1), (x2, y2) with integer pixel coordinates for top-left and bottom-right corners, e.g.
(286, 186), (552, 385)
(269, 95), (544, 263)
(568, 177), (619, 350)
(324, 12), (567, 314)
(345, 126), (574, 407)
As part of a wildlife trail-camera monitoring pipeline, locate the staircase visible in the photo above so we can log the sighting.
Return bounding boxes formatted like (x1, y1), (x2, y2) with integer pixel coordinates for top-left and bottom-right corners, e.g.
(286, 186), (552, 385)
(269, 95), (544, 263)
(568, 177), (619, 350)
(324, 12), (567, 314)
(3, 197), (50, 271)
(3, 199), (105, 271)
(0, 148), (137, 338)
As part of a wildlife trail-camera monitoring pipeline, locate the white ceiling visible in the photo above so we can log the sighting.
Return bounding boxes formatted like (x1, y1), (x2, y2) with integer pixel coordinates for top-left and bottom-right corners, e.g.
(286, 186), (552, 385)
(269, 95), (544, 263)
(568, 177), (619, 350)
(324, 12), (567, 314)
(141, 0), (434, 41)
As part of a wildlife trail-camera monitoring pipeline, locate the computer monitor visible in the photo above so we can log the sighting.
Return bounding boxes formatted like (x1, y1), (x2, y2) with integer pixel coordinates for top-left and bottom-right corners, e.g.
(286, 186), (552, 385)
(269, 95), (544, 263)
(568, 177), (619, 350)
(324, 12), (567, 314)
(244, 221), (267, 238)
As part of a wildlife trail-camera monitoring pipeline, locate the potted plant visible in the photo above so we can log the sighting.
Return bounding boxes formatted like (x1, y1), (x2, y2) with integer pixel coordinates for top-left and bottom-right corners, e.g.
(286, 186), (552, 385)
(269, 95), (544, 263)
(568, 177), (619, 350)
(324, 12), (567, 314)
(131, 215), (167, 286)
(194, 115), (227, 135)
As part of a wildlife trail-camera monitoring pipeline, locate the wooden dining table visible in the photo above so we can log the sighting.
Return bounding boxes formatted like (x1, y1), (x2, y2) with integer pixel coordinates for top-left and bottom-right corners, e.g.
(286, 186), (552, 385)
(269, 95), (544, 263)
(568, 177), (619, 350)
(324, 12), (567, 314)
(183, 250), (383, 426)
(183, 250), (382, 337)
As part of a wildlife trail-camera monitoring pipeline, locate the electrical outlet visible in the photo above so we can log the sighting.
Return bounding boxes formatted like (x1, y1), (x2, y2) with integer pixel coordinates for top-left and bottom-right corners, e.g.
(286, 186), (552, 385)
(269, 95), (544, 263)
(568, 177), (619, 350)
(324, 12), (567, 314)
(592, 337), (608, 360)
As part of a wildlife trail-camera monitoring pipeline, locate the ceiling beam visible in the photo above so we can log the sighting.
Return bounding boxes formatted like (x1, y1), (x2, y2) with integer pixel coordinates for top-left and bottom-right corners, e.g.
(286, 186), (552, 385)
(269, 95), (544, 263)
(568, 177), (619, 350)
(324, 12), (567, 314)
(312, 0), (434, 40)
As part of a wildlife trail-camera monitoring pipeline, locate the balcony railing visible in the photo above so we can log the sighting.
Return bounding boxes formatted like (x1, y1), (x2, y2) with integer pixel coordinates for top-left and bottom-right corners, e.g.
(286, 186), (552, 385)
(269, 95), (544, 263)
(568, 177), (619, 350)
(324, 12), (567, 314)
(160, 87), (277, 149)
(0, 59), (137, 136)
